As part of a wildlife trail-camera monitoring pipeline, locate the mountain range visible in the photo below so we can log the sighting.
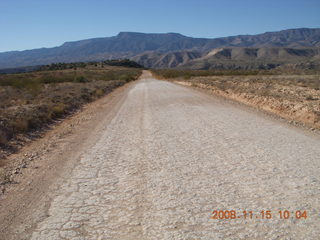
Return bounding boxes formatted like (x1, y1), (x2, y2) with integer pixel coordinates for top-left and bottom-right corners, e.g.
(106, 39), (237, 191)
(1, 28), (320, 70)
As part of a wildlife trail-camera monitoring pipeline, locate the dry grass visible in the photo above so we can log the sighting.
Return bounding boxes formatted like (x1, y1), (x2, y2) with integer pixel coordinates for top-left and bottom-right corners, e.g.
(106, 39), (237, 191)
(0, 65), (142, 150)
(152, 69), (264, 79)
(152, 68), (320, 80)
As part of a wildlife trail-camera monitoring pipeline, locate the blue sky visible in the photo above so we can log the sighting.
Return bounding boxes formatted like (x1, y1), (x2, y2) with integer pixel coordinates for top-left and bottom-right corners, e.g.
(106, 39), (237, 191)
(1, 0), (319, 52)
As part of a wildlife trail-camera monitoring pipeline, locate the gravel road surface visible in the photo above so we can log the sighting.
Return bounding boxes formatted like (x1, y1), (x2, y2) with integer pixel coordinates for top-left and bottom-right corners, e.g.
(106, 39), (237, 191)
(2, 71), (320, 239)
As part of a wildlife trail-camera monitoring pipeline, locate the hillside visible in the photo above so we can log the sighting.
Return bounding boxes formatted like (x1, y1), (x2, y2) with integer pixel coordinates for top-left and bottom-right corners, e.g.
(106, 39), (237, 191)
(179, 47), (320, 70)
(1, 28), (320, 69)
(131, 51), (203, 68)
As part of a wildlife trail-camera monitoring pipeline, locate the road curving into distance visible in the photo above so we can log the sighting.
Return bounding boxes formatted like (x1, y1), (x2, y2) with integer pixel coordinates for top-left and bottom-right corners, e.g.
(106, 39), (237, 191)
(1, 71), (320, 239)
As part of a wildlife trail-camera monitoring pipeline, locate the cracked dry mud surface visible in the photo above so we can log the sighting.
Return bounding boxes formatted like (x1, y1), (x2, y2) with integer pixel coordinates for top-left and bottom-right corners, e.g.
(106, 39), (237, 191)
(3, 72), (320, 239)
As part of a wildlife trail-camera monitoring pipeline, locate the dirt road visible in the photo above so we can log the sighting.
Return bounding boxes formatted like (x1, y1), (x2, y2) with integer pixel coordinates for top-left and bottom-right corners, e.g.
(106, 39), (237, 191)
(1, 71), (320, 239)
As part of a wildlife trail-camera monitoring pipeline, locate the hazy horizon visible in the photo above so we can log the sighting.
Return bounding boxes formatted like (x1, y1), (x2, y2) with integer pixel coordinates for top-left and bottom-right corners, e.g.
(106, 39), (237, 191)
(1, 0), (320, 52)
(2, 27), (319, 54)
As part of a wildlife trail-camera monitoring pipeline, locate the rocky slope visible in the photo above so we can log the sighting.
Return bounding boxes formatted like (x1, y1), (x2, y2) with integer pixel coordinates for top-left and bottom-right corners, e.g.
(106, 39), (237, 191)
(179, 47), (320, 70)
(131, 51), (203, 68)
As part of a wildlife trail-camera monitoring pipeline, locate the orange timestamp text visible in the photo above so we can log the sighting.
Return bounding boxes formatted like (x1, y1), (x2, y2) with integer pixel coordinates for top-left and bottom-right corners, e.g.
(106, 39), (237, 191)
(211, 210), (308, 220)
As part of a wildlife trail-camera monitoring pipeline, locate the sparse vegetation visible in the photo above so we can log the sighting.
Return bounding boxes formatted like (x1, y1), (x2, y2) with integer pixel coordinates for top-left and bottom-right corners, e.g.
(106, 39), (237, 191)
(0, 59), (143, 74)
(0, 131), (7, 146)
(152, 69), (264, 79)
(38, 59), (143, 72)
(0, 63), (142, 152)
(152, 68), (320, 80)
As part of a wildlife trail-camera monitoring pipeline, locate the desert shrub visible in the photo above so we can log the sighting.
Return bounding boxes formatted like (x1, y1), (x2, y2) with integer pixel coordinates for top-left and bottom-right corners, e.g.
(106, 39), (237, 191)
(151, 69), (264, 79)
(52, 103), (66, 117)
(183, 74), (192, 80)
(27, 106), (53, 129)
(102, 59), (143, 68)
(80, 93), (91, 101)
(74, 76), (88, 83)
(0, 130), (7, 146)
(306, 95), (316, 100)
(95, 89), (104, 97)
(10, 79), (27, 88)
(40, 75), (75, 84)
(26, 82), (42, 96)
(119, 73), (138, 82)
(27, 117), (41, 129)
(12, 119), (29, 132)
(0, 68), (141, 88)
(217, 81), (228, 91)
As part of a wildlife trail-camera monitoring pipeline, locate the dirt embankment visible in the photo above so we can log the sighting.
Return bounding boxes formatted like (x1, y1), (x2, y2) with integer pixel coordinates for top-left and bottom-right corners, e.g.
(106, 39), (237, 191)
(171, 75), (320, 130)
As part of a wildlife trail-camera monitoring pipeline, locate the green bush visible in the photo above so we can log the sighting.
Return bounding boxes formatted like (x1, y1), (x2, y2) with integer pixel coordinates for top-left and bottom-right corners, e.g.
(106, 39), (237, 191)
(74, 76), (88, 83)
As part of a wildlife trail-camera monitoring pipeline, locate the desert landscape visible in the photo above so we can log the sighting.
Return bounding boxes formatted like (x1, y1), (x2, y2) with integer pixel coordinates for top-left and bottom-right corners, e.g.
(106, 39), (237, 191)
(0, 71), (319, 239)
(0, 1), (320, 239)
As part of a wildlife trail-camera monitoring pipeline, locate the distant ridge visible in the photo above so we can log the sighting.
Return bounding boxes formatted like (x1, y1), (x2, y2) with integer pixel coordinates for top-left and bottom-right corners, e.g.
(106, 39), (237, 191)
(0, 28), (320, 69)
(178, 47), (320, 70)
